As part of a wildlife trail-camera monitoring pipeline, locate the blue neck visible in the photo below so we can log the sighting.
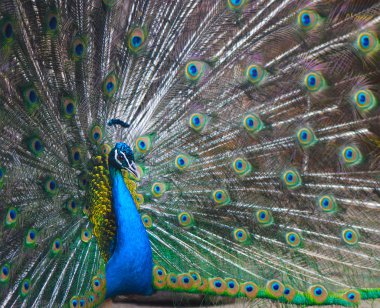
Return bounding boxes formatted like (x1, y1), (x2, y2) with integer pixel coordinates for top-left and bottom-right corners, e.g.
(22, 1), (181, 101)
(105, 166), (153, 298)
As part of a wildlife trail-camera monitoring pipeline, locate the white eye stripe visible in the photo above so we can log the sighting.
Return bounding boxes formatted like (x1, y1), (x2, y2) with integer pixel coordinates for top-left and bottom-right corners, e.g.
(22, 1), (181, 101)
(115, 150), (136, 171)
(114, 150), (123, 166)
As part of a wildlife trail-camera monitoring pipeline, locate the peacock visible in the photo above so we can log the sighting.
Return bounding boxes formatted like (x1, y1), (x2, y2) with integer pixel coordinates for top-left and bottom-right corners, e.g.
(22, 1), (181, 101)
(1, 0), (380, 306)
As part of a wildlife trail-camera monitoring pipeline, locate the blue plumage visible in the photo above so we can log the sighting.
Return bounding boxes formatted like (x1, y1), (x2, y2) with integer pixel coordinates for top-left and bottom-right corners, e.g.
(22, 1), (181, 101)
(106, 164), (153, 297)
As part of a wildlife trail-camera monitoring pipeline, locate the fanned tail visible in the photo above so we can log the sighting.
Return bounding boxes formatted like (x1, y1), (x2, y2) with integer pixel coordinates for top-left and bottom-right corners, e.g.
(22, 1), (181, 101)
(0, 0), (380, 307)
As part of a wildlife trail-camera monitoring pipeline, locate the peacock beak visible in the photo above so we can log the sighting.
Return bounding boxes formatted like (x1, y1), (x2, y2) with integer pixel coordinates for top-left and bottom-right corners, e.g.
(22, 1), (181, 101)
(126, 161), (139, 179)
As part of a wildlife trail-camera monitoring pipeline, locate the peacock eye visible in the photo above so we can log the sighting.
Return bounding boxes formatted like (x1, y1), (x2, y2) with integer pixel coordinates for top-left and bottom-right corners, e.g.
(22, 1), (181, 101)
(117, 154), (125, 161)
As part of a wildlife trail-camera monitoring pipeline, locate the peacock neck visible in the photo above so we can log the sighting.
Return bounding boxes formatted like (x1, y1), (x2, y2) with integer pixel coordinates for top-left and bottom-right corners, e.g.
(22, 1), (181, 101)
(105, 166), (153, 298)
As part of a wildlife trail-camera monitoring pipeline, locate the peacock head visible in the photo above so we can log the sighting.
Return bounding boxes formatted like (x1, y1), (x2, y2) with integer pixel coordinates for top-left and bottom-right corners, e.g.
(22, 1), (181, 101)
(109, 142), (139, 178)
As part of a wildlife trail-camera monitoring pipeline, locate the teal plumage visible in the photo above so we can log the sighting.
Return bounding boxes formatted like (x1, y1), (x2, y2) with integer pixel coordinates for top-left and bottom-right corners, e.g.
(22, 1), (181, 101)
(0, 0), (380, 307)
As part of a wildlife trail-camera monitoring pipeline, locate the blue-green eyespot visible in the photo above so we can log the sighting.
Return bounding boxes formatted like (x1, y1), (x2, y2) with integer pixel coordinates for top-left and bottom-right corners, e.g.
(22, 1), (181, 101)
(243, 113), (264, 133)
(356, 31), (378, 54)
(185, 61), (206, 82)
(296, 127), (318, 147)
(212, 189), (230, 206)
(189, 113), (207, 132)
(353, 89), (377, 112)
(282, 169), (302, 190)
(317, 194), (337, 213)
(245, 64), (266, 85)
(340, 146), (363, 167)
(297, 10), (321, 31)
(232, 158), (252, 176)
(304, 71), (326, 92)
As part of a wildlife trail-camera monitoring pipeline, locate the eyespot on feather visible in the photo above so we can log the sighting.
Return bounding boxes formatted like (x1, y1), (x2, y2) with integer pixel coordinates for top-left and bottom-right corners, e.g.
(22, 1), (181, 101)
(340, 146), (363, 167)
(343, 289), (361, 304)
(5, 207), (17, 227)
(61, 97), (77, 118)
(317, 194), (337, 213)
(256, 209), (273, 226)
(1, 18), (15, 44)
(189, 271), (201, 287)
(232, 157), (252, 176)
(51, 238), (62, 255)
(178, 273), (195, 291)
(43, 177), (59, 197)
(78, 172), (89, 190)
(212, 189), (230, 206)
(27, 136), (44, 157)
(243, 113), (264, 133)
(245, 64), (266, 85)
(225, 278), (239, 296)
(166, 273), (179, 289)
(127, 27), (148, 52)
(0, 263), (10, 283)
(232, 228), (250, 244)
(135, 193), (144, 205)
(81, 228), (92, 243)
(69, 146), (82, 166)
(266, 279), (284, 298)
(185, 61), (206, 82)
(240, 281), (259, 299)
(296, 127), (318, 147)
(102, 73), (119, 98)
(151, 182), (167, 198)
(178, 212), (194, 229)
(282, 169), (302, 190)
(153, 265), (167, 279)
(304, 71), (326, 92)
(297, 9), (321, 31)
(353, 89), (377, 112)
(46, 12), (59, 33)
(356, 31), (378, 54)
(25, 228), (38, 247)
(20, 278), (31, 297)
(100, 143), (112, 156)
(189, 113), (208, 132)
(142, 214), (153, 229)
(283, 286), (297, 302)
(208, 277), (227, 295)
(135, 135), (154, 154)
(89, 126), (104, 144)
(71, 37), (87, 61)
(22, 86), (40, 113)
(285, 231), (302, 248)
(308, 285), (328, 304)
(92, 275), (105, 292)
(227, 0), (248, 11)
(341, 228), (359, 245)
(175, 154), (191, 170)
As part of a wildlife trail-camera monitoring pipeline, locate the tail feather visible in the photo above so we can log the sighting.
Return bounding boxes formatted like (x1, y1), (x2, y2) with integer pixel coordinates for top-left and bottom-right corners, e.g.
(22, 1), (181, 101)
(0, 0), (380, 306)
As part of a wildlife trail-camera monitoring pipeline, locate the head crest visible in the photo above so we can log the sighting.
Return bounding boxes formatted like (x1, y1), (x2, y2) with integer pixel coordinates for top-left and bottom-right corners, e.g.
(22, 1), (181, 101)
(107, 119), (130, 128)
